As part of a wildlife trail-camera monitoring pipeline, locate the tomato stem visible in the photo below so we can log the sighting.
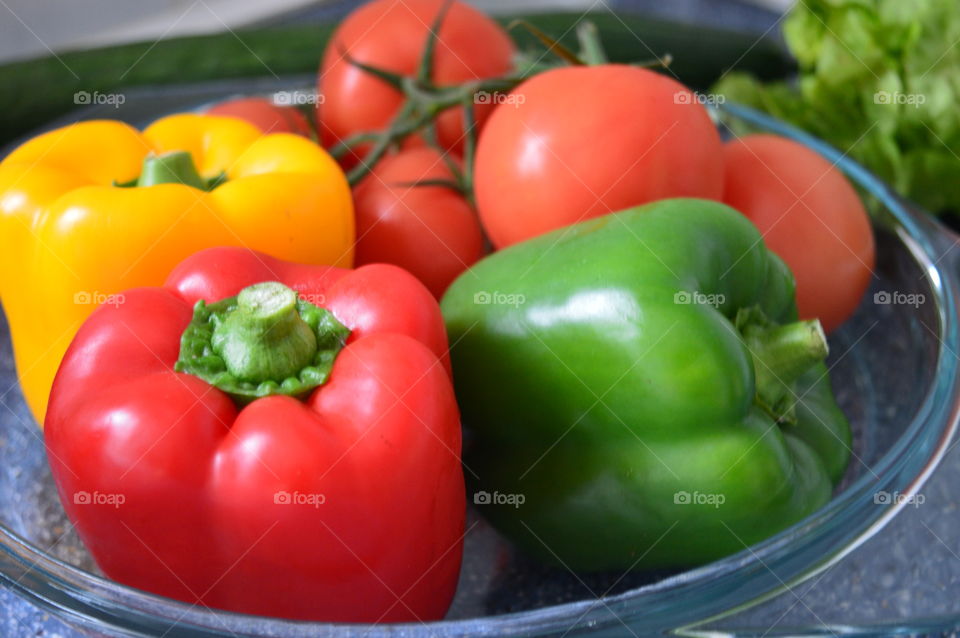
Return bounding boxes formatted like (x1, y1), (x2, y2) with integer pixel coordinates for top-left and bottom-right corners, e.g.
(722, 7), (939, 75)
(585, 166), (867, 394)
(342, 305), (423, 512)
(346, 99), (419, 183)
(338, 48), (405, 91)
(334, 17), (623, 191)
(506, 19), (584, 65)
(416, 0), (454, 84)
(576, 22), (608, 65)
(423, 121), (465, 184)
(329, 132), (380, 159)
(461, 96), (477, 206)
(391, 178), (463, 190)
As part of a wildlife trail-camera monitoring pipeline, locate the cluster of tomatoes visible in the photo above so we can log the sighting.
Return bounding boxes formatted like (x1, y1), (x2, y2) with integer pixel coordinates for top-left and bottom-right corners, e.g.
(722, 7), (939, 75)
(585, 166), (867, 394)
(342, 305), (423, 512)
(208, 0), (874, 333)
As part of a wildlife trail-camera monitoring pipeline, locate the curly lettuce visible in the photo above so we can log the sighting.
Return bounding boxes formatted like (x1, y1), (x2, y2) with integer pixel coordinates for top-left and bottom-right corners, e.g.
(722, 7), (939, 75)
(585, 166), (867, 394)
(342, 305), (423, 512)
(715, 0), (960, 214)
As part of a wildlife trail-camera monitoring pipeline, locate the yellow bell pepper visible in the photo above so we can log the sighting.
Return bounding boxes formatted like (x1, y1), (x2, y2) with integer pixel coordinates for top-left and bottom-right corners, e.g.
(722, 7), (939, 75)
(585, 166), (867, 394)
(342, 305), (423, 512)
(0, 113), (354, 425)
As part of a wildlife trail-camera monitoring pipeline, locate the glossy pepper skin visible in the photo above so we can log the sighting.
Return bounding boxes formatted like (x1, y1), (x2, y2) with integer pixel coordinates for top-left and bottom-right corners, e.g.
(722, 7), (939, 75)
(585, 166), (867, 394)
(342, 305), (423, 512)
(0, 114), (354, 424)
(45, 247), (463, 622)
(441, 198), (851, 571)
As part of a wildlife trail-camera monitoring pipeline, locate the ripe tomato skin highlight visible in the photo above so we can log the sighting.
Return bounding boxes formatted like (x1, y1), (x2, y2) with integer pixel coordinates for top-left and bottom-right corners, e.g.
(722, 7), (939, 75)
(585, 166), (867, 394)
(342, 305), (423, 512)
(353, 147), (483, 299)
(206, 98), (312, 136)
(318, 0), (515, 161)
(722, 134), (875, 333)
(473, 65), (724, 248)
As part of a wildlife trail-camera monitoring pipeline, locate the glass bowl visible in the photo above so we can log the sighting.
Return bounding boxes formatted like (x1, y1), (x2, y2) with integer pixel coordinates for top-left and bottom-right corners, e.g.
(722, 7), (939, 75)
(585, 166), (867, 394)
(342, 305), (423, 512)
(0, 79), (958, 637)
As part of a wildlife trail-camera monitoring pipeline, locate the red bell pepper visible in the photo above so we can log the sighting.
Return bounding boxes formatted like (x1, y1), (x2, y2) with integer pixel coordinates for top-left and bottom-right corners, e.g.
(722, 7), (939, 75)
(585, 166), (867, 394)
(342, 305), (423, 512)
(44, 246), (464, 622)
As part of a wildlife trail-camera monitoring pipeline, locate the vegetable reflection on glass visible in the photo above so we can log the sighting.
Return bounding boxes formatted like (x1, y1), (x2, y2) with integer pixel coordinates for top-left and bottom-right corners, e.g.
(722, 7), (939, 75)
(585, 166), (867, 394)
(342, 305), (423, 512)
(0, 113), (354, 425)
(442, 198), (851, 571)
(44, 247), (463, 622)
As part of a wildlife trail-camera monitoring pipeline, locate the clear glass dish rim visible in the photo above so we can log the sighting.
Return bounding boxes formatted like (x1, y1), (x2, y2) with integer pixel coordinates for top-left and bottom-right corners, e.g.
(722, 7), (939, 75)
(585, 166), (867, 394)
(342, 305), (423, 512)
(0, 98), (957, 637)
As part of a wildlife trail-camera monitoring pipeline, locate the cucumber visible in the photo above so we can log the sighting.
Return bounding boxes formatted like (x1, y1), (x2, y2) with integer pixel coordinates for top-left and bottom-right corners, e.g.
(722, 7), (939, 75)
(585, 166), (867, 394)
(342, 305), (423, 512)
(0, 12), (792, 145)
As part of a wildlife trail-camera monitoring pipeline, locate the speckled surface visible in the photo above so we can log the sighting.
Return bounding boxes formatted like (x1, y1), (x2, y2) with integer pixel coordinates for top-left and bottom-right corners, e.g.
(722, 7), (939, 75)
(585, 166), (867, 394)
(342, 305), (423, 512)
(710, 448), (960, 634)
(0, 589), (79, 638)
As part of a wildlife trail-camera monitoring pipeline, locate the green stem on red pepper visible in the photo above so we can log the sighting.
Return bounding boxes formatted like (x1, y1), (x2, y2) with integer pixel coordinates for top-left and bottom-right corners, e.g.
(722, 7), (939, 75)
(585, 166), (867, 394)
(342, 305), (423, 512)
(175, 281), (350, 403)
(214, 282), (317, 382)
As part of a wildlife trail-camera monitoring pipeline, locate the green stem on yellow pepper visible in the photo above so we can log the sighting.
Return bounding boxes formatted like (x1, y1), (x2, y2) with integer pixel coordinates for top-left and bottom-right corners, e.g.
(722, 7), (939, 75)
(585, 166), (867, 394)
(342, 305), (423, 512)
(136, 151), (207, 189)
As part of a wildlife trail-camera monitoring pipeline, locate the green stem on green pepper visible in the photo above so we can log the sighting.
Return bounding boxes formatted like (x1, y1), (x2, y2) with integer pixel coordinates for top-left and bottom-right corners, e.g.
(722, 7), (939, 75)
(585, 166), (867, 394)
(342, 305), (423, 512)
(742, 317), (828, 423)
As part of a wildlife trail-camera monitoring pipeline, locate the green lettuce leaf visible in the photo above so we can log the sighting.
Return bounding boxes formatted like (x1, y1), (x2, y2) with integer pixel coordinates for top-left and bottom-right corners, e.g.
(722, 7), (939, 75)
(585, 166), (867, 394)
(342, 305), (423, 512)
(715, 0), (960, 215)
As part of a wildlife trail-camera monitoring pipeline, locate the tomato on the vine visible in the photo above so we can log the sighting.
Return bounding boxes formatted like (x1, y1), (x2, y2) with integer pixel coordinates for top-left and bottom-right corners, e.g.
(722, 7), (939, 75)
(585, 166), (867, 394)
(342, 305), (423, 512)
(352, 147), (483, 298)
(473, 65), (724, 248)
(722, 134), (875, 332)
(318, 0), (515, 162)
(206, 97), (312, 136)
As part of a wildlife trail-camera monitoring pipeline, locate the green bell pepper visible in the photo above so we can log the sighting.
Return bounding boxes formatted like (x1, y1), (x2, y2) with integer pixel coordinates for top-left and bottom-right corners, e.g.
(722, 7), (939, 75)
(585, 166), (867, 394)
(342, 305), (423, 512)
(441, 198), (851, 571)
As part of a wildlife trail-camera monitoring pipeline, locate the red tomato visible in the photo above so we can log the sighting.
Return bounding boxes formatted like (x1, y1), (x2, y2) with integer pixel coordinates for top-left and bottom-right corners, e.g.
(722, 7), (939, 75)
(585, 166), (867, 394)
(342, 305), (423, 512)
(473, 65), (724, 248)
(722, 134), (875, 332)
(353, 147), (483, 298)
(319, 0), (515, 161)
(207, 97), (312, 136)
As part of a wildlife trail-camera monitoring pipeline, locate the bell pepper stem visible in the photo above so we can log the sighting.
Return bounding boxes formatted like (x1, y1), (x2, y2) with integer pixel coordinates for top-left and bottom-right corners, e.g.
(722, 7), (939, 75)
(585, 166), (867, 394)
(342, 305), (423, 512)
(176, 282), (350, 404)
(137, 151), (207, 189)
(211, 282), (318, 384)
(742, 319), (828, 418)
